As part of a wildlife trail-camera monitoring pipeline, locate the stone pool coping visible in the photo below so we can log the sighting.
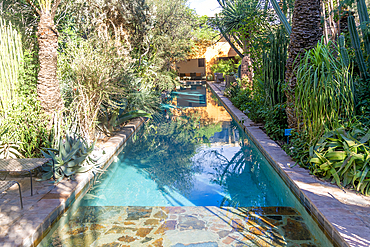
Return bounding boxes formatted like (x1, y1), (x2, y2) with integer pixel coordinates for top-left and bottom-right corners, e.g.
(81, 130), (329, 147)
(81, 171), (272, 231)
(0, 117), (145, 247)
(208, 82), (370, 247)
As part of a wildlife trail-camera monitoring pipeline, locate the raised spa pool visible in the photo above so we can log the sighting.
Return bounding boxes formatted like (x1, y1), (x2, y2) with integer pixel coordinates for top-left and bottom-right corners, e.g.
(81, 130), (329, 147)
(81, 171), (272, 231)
(38, 84), (333, 246)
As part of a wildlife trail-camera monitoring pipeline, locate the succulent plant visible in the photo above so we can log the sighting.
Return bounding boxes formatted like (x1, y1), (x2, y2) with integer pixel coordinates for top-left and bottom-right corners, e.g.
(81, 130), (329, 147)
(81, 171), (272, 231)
(338, 35), (350, 68)
(40, 133), (98, 183)
(348, 15), (368, 78)
(357, 0), (370, 55)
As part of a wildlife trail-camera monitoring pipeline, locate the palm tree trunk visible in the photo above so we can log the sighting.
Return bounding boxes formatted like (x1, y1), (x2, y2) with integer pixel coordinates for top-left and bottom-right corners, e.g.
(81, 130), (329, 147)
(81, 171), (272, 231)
(37, 12), (63, 119)
(285, 0), (322, 128)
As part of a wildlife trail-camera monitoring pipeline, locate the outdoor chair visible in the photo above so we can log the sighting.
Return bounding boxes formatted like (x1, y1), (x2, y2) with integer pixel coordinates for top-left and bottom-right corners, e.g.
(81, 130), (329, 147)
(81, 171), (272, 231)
(0, 180), (23, 209)
(214, 73), (224, 83)
(0, 158), (50, 196)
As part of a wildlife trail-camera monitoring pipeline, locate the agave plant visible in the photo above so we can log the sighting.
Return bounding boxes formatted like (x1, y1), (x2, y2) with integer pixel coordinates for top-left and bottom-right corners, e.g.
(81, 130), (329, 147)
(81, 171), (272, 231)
(309, 123), (370, 195)
(40, 133), (98, 182)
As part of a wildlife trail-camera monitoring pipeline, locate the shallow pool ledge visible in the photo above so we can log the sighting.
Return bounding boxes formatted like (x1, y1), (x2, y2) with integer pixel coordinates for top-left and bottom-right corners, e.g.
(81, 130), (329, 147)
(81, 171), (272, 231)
(208, 82), (370, 247)
(1, 117), (145, 247)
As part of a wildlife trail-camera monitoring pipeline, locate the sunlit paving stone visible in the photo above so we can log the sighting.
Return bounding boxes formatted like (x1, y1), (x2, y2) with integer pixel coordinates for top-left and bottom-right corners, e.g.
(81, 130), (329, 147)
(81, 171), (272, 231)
(40, 206), (321, 246)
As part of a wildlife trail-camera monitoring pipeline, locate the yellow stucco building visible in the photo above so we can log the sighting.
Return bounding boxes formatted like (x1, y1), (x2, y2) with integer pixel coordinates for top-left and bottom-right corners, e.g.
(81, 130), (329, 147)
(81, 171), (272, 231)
(176, 38), (238, 80)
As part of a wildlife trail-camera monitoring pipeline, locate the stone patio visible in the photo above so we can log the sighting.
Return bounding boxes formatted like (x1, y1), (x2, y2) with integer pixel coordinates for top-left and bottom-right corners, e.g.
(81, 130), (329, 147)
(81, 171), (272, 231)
(208, 82), (370, 247)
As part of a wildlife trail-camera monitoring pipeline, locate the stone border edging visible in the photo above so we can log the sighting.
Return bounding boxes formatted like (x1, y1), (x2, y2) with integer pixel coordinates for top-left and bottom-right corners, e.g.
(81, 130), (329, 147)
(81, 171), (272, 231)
(207, 82), (356, 247)
(27, 117), (146, 247)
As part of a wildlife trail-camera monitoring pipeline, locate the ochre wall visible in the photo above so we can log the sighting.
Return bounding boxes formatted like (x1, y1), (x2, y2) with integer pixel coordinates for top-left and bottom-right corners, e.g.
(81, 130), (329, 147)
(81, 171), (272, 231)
(178, 41), (239, 76)
(177, 59), (206, 74)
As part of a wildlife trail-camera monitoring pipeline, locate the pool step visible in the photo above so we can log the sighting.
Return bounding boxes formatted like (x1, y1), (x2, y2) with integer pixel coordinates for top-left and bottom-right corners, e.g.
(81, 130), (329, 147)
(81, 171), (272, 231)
(39, 206), (320, 246)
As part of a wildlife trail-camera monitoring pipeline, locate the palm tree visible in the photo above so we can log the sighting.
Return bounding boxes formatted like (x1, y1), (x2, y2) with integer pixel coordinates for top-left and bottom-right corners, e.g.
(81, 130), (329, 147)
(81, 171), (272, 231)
(285, 0), (322, 128)
(25, 0), (63, 119)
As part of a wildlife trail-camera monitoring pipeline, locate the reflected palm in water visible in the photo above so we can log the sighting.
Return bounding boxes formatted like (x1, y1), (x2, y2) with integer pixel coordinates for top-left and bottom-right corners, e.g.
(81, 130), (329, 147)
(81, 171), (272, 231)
(84, 86), (290, 207)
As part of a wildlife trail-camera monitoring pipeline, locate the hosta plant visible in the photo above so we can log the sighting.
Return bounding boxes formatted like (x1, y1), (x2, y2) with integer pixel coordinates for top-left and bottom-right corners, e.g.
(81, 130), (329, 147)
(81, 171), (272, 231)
(40, 133), (98, 183)
(309, 124), (370, 195)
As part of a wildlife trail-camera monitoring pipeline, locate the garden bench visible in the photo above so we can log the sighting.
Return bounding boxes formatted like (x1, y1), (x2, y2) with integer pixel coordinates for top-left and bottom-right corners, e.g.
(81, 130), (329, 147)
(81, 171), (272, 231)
(0, 158), (50, 196)
(0, 180), (23, 209)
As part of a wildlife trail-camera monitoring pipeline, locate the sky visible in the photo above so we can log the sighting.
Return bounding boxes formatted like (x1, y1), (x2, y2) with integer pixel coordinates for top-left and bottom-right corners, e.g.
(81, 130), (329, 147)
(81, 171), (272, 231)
(187, 0), (221, 17)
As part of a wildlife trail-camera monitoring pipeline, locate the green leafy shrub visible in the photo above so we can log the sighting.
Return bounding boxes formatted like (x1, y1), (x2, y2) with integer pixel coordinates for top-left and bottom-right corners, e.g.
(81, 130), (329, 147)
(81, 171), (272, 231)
(0, 99), (51, 158)
(59, 36), (132, 140)
(98, 108), (152, 136)
(309, 123), (370, 195)
(283, 130), (310, 168)
(0, 127), (23, 159)
(295, 39), (355, 145)
(264, 103), (288, 140)
(211, 58), (241, 76)
(354, 77), (370, 127)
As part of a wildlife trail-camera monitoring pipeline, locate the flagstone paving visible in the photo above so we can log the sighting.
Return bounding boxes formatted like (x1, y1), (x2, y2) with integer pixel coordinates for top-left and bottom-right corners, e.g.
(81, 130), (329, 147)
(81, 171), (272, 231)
(40, 206), (321, 247)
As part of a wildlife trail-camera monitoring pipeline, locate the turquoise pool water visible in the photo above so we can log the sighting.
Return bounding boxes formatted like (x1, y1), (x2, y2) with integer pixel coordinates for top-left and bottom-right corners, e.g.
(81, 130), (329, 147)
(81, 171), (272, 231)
(80, 85), (294, 208)
(38, 85), (333, 246)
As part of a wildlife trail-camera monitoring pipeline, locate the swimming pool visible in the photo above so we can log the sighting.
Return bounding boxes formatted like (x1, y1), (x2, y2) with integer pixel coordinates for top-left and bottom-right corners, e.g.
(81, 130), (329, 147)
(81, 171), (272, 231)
(38, 85), (333, 246)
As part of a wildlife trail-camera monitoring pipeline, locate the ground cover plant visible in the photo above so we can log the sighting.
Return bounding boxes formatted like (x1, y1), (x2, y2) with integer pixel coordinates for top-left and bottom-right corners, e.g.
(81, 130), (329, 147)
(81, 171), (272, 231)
(309, 123), (370, 195)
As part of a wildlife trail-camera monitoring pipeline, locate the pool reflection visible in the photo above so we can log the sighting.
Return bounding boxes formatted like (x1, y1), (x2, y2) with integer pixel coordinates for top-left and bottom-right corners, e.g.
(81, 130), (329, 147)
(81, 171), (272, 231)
(81, 86), (292, 207)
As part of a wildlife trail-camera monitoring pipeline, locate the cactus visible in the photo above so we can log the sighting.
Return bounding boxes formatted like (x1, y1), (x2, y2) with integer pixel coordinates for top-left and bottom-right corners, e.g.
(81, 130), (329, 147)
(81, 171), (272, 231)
(338, 35), (350, 68)
(270, 0), (292, 35)
(0, 18), (23, 113)
(263, 27), (289, 107)
(348, 15), (368, 78)
(357, 0), (370, 55)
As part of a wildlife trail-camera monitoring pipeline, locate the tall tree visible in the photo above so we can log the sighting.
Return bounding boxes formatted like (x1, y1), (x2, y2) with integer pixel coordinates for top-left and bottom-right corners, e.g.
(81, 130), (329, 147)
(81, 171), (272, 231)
(215, 0), (270, 83)
(285, 0), (322, 128)
(25, 0), (63, 118)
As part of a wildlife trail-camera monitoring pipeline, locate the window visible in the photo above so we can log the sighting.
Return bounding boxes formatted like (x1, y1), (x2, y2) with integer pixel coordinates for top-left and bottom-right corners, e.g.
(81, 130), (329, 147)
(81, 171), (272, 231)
(198, 58), (205, 67)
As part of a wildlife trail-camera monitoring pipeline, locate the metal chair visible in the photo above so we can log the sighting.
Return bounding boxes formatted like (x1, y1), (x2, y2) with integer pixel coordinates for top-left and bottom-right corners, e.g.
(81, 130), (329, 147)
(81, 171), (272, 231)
(0, 158), (50, 196)
(0, 180), (23, 209)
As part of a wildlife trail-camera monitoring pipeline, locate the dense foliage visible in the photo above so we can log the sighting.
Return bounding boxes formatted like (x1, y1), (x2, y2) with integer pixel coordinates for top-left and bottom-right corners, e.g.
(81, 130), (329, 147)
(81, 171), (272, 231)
(219, 0), (370, 195)
(0, 0), (205, 181)
(211, 58), (241, 76)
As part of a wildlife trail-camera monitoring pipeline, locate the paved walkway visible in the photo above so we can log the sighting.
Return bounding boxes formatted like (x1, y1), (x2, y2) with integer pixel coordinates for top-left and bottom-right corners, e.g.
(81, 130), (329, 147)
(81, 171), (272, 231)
(209, 82), (370, 247)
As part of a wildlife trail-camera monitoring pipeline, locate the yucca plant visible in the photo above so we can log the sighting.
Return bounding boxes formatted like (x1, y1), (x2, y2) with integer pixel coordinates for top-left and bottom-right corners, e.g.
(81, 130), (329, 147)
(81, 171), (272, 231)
(310, 123), (370, 195)
(0, 17), (23, 114)
(295, 39), (355, 145)
(40, 133), (98, 183)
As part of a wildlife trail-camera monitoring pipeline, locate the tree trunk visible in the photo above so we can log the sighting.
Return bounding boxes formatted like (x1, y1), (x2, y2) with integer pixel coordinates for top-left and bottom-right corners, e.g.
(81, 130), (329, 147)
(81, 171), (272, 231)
(241, 55), (253, 89)
(37, 13), (63, 120)
(285, 0), (322, 128)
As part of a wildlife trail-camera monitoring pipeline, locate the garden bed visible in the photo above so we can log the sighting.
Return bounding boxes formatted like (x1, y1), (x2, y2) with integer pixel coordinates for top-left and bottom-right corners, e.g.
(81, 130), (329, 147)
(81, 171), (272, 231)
(208, 81), (370, 247)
